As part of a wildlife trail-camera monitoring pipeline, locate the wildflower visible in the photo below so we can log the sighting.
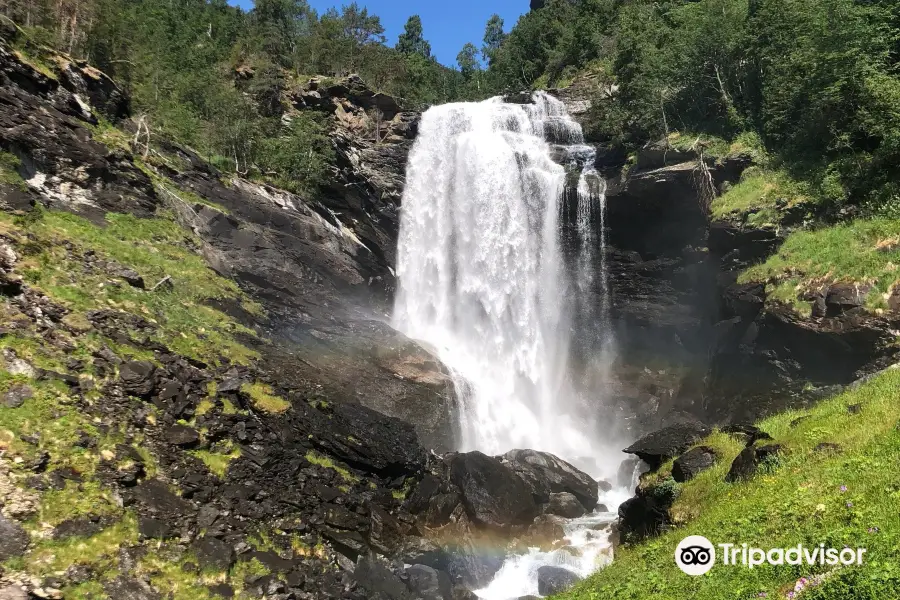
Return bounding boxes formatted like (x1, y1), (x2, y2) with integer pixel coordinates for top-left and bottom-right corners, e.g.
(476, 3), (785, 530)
(815, 503), (826, 512)
(840, 485), (848, 493)
(846, 501), (853, 508)
(787, 592), (796, 599)
(757, 593), (767, 598)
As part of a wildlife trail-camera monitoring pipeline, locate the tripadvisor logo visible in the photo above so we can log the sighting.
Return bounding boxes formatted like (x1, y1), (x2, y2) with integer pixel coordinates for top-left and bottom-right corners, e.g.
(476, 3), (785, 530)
(675, 535), (867, 576)
(675, 535), (716, 575)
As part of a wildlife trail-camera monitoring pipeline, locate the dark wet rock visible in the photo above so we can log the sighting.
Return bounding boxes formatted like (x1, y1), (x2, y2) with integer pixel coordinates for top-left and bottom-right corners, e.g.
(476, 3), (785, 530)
(537, 566), (581, 596)
(288, 400), (427, 477)
(825, 284), (871, 317)
(672, 446), (718, 483)
(449, 451), (538, 529)
(725, 444), (783, 483)
(207, 583), (235, 599)
(164, 424), (200, 447)
(624, 421), (710, 471)
(0, 515), (28, 561)
(368, 503), (406, 554)
(445, 550), (504, 591)
(544, 492), (586, 519)
(138, 516), (172, 540)
(52, 514), (115, 539)
(725, 447), (758, 483)
(119, 360), (156, 398)
(617, 493), (671, 542)
(115, 267), (145, 289)
(192, 536), (235, 571)
(131, 479), (193, 518)
(500, 449), (598, 510)
(405, 565), (453, 600)
(397, 537), (450, 571)
(103, 577), (161, 600)
(353, 555), (412, 600)
(2, 384), (32, 408)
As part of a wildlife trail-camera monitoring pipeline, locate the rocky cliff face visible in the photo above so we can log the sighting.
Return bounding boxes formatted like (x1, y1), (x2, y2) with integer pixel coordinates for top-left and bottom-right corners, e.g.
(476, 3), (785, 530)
(0, 27), (502, 600)
(578, 139), (900, 432)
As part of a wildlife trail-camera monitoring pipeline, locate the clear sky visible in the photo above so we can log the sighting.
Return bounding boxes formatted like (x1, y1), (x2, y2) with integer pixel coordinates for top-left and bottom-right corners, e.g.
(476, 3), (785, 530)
(232, 1), (528, 66)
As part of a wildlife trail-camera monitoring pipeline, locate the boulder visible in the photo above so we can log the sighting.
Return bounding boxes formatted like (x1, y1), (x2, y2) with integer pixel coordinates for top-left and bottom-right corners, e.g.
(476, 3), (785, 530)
(825, 283), (871, 317)
(0, 586), (27, 600)
(623, 421), (710, 471)
(192, 536), (235, 571)
(119, 360), (156, 398)
(405, 565), (453, 600)
(500, 449), (598, 510)
(164, 424), (200, 447)
(2, 384), (32, 408)
(0, 515), (27, 561)
(449, 451), (538, 529)
(353, 556), (412, 600)
(671, 446), (717, 483)
(725, 444), (783, 483)
(537, 566), (581, 596)
(544, 492), (586, 519)
(524, 514), (567, 549)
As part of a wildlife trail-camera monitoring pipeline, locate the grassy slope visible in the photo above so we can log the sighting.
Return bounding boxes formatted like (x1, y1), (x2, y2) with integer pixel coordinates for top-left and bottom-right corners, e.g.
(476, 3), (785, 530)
(741, 219), (900, 313)
(559, 368), (900, 600)
(0, 198), (288, 597)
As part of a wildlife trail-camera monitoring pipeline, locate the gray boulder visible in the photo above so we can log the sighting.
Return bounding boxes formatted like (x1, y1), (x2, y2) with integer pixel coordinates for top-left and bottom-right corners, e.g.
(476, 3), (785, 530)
(449, 451), (538, 529)
(500, 449), (598, 511)
(537, 566), (582, 595)
(544, 492), (586, 519)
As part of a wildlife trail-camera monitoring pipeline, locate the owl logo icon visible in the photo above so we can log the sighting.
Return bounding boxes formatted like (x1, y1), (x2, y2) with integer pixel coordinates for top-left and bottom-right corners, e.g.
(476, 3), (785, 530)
(675, 535), (716, 575)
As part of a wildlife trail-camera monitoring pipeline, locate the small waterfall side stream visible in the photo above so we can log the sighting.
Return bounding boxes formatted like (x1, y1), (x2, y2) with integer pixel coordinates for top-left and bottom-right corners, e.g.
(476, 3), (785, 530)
(393, 92), (626, 598)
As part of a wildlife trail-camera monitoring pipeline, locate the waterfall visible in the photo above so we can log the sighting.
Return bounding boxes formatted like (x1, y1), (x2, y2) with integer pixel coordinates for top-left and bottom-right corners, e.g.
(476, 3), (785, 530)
(393, 92), (616, 472)
(393, 91), (621, 599)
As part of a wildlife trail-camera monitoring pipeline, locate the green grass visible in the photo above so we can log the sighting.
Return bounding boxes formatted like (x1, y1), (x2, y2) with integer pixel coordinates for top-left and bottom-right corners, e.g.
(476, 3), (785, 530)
(740, 218), (900, 312)
(21, 513), (139, 577)
(711, 169), (811, 225)
(241, 382), (291, 414)
(0, 150), (26, 189)
(13, 209), (258, 365)
(559, 367), (900, 600)
(190, 442), (241, 478)
(305, 450), (360, 483)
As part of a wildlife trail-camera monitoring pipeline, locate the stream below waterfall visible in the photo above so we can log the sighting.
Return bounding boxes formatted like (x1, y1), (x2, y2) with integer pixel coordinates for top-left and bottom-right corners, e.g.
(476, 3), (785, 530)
(394, 92), (629, 598)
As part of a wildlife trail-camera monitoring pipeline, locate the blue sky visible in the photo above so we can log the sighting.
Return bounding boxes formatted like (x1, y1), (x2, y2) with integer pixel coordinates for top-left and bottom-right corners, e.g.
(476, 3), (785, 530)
(232, 1), (527, 66)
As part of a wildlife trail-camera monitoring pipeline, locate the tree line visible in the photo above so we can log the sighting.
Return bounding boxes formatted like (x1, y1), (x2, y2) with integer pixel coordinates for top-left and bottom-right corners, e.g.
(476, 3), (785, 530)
(479, 0), (900, 217)
(0, 0), (474, 193)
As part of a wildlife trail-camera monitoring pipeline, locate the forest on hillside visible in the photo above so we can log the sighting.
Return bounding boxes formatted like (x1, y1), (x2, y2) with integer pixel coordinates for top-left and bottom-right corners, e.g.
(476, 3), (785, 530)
(2, 0), (900, 219)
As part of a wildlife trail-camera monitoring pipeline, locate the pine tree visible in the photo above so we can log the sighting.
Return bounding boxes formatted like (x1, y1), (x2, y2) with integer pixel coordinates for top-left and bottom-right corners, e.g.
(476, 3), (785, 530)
(396, 14), (430, 58)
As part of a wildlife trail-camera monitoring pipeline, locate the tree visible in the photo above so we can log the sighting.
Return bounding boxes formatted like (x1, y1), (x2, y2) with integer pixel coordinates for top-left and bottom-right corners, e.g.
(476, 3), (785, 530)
(457, 42), (479, 79)
(396, 14), (430, 58)
(482, 13), (505, 66)
(339, 2), (385, 71)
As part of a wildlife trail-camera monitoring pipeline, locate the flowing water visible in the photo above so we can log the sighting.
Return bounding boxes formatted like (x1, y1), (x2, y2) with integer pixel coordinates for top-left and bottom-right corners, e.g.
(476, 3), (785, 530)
(393, 92), (625, 598)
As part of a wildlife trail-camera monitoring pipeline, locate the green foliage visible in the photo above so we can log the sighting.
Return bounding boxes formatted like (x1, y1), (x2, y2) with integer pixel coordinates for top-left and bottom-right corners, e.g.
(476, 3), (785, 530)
(482, 14), (506, 67)
(396, 15), (431, 58)
(560, 367), (900, 600)
(0, 150), (25, 189)
(257, 111), (333, 194)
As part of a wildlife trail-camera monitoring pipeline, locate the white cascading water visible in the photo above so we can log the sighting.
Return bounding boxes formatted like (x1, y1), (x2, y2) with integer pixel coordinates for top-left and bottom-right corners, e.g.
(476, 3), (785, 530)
(393, 92), (626, 598)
